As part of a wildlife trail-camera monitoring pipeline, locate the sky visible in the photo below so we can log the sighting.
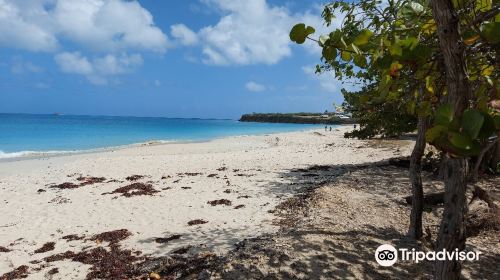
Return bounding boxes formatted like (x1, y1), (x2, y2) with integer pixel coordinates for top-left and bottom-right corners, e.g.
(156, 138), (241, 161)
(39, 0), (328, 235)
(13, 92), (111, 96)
(0, 0), (351, 119)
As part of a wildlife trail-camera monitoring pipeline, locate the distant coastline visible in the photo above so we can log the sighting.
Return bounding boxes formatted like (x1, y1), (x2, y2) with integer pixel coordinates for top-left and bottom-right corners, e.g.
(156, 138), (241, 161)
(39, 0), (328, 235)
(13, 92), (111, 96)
(239, 113), (356, 125)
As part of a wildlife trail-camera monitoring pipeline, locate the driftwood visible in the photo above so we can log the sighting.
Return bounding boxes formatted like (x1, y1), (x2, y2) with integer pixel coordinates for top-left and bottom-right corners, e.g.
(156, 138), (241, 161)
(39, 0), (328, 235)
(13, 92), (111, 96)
(405, 192), (445, 206)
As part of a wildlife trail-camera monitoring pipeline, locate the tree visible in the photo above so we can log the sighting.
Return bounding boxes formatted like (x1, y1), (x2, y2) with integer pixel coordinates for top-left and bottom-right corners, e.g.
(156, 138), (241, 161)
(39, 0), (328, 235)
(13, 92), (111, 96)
(291, 0), (499, 277)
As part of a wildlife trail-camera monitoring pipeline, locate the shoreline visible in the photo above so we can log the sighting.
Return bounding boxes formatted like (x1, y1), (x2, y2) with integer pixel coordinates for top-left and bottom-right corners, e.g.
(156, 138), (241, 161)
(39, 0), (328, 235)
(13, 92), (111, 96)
(0, 126), (325, 163)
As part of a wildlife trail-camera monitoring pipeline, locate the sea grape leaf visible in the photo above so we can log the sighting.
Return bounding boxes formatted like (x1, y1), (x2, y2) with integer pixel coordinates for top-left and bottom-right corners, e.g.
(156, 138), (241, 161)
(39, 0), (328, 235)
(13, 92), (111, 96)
(322, 46), (337, 61)
(448, 132), (474, 150)
(353, 29), (373, 46)
(435, 104), (454, 125)
(290, 23), (315, 44)
(426, 125), (448, 142)
(461, 109), (484, 139)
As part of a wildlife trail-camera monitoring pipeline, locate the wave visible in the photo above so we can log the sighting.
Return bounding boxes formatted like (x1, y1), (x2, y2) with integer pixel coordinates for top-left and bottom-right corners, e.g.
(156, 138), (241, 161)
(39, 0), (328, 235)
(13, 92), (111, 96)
(0, 150), (76, 159)
(0, 140), (178, 160)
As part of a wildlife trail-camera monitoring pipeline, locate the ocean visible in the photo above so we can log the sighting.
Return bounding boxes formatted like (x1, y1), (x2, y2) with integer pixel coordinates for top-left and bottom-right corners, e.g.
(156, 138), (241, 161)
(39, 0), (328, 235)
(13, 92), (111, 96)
(0, 113), (319, 158)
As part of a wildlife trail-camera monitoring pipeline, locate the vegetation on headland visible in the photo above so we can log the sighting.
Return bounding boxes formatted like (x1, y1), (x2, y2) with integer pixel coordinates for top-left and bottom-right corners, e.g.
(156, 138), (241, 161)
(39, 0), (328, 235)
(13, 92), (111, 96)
(291, 0), (499, 278)
(239, 113), (356, 125)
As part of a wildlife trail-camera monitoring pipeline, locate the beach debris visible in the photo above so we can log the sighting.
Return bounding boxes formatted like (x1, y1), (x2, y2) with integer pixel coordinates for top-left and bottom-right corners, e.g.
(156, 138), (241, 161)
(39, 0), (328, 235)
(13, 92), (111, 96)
(207, 174), (218, 178)
(187, 219), (208, 226)
(91, 229), (132, 244)
(44, 251), (76, 262)
(216, 167), (227, 171)
(106, 179), (121, 183)
(0, 246), (11, 253)
(173, 179), (181, 183)
(161, 175), (171, 180)
(46, 268), (59, 276)
(207, 199), (232, 206)
(62, 234), (84, 242)
(77, 176), (106, 186)
(1, 265), (29, 279)
(234, 205), (245, 209)
(50, 176), (107, 190)
(125, 175), (145, 181)
(178, 172), (203, 177)
(50, 182), (79, 190)
(171, 246), (192, 255)
(223, 189), (232, 194)
(232, 169), (240, 172)
(237, 195), (251, 199)
(181, 187), (191, 190)
(41, 229), (145, 280)
(236, 173), (254, 177)
(34, 242), (56, 254)
(155, 234), (182, 244)
(103, 183), (159, 197)
(37, 189), (46, 193)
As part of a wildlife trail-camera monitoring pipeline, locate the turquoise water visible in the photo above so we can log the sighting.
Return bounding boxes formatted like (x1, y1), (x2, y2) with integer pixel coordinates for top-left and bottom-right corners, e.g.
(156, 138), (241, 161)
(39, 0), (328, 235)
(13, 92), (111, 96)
(0, 114), (319, 158)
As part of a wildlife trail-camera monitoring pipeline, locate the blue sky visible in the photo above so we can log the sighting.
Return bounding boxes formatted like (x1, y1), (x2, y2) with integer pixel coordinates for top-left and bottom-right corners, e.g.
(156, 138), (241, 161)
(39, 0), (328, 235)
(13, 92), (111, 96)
(0, 0), (348, 119)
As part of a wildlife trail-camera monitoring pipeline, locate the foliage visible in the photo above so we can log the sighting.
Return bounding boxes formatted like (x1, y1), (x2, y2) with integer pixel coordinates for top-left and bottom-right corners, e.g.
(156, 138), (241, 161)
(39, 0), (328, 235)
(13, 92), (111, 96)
(290, 0), (499, 157)
(342, 86), (417, 138)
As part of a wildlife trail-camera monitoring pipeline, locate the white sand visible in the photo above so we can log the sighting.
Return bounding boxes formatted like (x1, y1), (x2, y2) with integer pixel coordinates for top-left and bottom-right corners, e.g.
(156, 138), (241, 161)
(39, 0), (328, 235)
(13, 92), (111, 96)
(0, 126), (412, 279)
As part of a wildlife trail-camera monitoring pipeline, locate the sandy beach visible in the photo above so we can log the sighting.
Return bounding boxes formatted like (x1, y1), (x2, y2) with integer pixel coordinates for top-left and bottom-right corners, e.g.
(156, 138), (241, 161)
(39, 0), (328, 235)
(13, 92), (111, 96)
(0, 126), (412, 279)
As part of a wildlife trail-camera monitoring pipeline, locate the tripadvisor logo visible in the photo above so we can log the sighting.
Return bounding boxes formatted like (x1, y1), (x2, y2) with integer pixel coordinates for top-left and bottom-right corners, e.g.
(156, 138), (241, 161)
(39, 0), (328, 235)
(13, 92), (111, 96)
(375, 244), (398, 266)
(374, 244), (481, 266)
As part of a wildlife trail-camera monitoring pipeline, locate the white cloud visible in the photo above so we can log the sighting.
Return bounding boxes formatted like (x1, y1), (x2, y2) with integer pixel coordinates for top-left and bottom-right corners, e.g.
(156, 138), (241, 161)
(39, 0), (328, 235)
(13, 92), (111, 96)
(302, 65), (360, 93)
(302, 65), (340, 92)
(55, 52), (143, 85)
(0, 0), (58, 52)
(55, 52), (93, 75)
(198, 0), (294, 65)
(0, 0), (169, 53)
(174, 0), (344, 66)
(171, 24), (198, 46)
(245, 81), (267, 92)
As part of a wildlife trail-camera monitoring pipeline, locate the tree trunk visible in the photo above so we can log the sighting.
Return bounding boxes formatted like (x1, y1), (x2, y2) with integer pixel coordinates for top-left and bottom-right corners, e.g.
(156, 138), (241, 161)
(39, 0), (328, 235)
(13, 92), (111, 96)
(434, 158), (468, 279)
(430, 0), (471, 278)
(408, 117), (428, 239)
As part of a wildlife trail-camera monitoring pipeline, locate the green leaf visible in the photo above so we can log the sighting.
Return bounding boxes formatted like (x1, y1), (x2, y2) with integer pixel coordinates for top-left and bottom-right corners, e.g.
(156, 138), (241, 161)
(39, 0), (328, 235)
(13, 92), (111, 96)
(481, 22), (500, 44)
(353, 29), (373, 46)
(435, 104), (454, 125)
(461, 109), (484, 139)
(426, 125), (448, 142)
(410, 2), (424, 13)
(478, 114), (496, 139)
(322, 46), (337, 61)
(448, 132), (474, 150)
(340, 51), (352, 62)
(290, 23), (315, 44)
(353, 54), (367, 68)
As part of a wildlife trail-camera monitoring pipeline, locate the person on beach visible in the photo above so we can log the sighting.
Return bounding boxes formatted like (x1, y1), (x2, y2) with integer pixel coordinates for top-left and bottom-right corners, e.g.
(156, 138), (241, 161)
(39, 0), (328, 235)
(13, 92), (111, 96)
(329, 126), (332, 131)
(325, 125), (327, 131)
